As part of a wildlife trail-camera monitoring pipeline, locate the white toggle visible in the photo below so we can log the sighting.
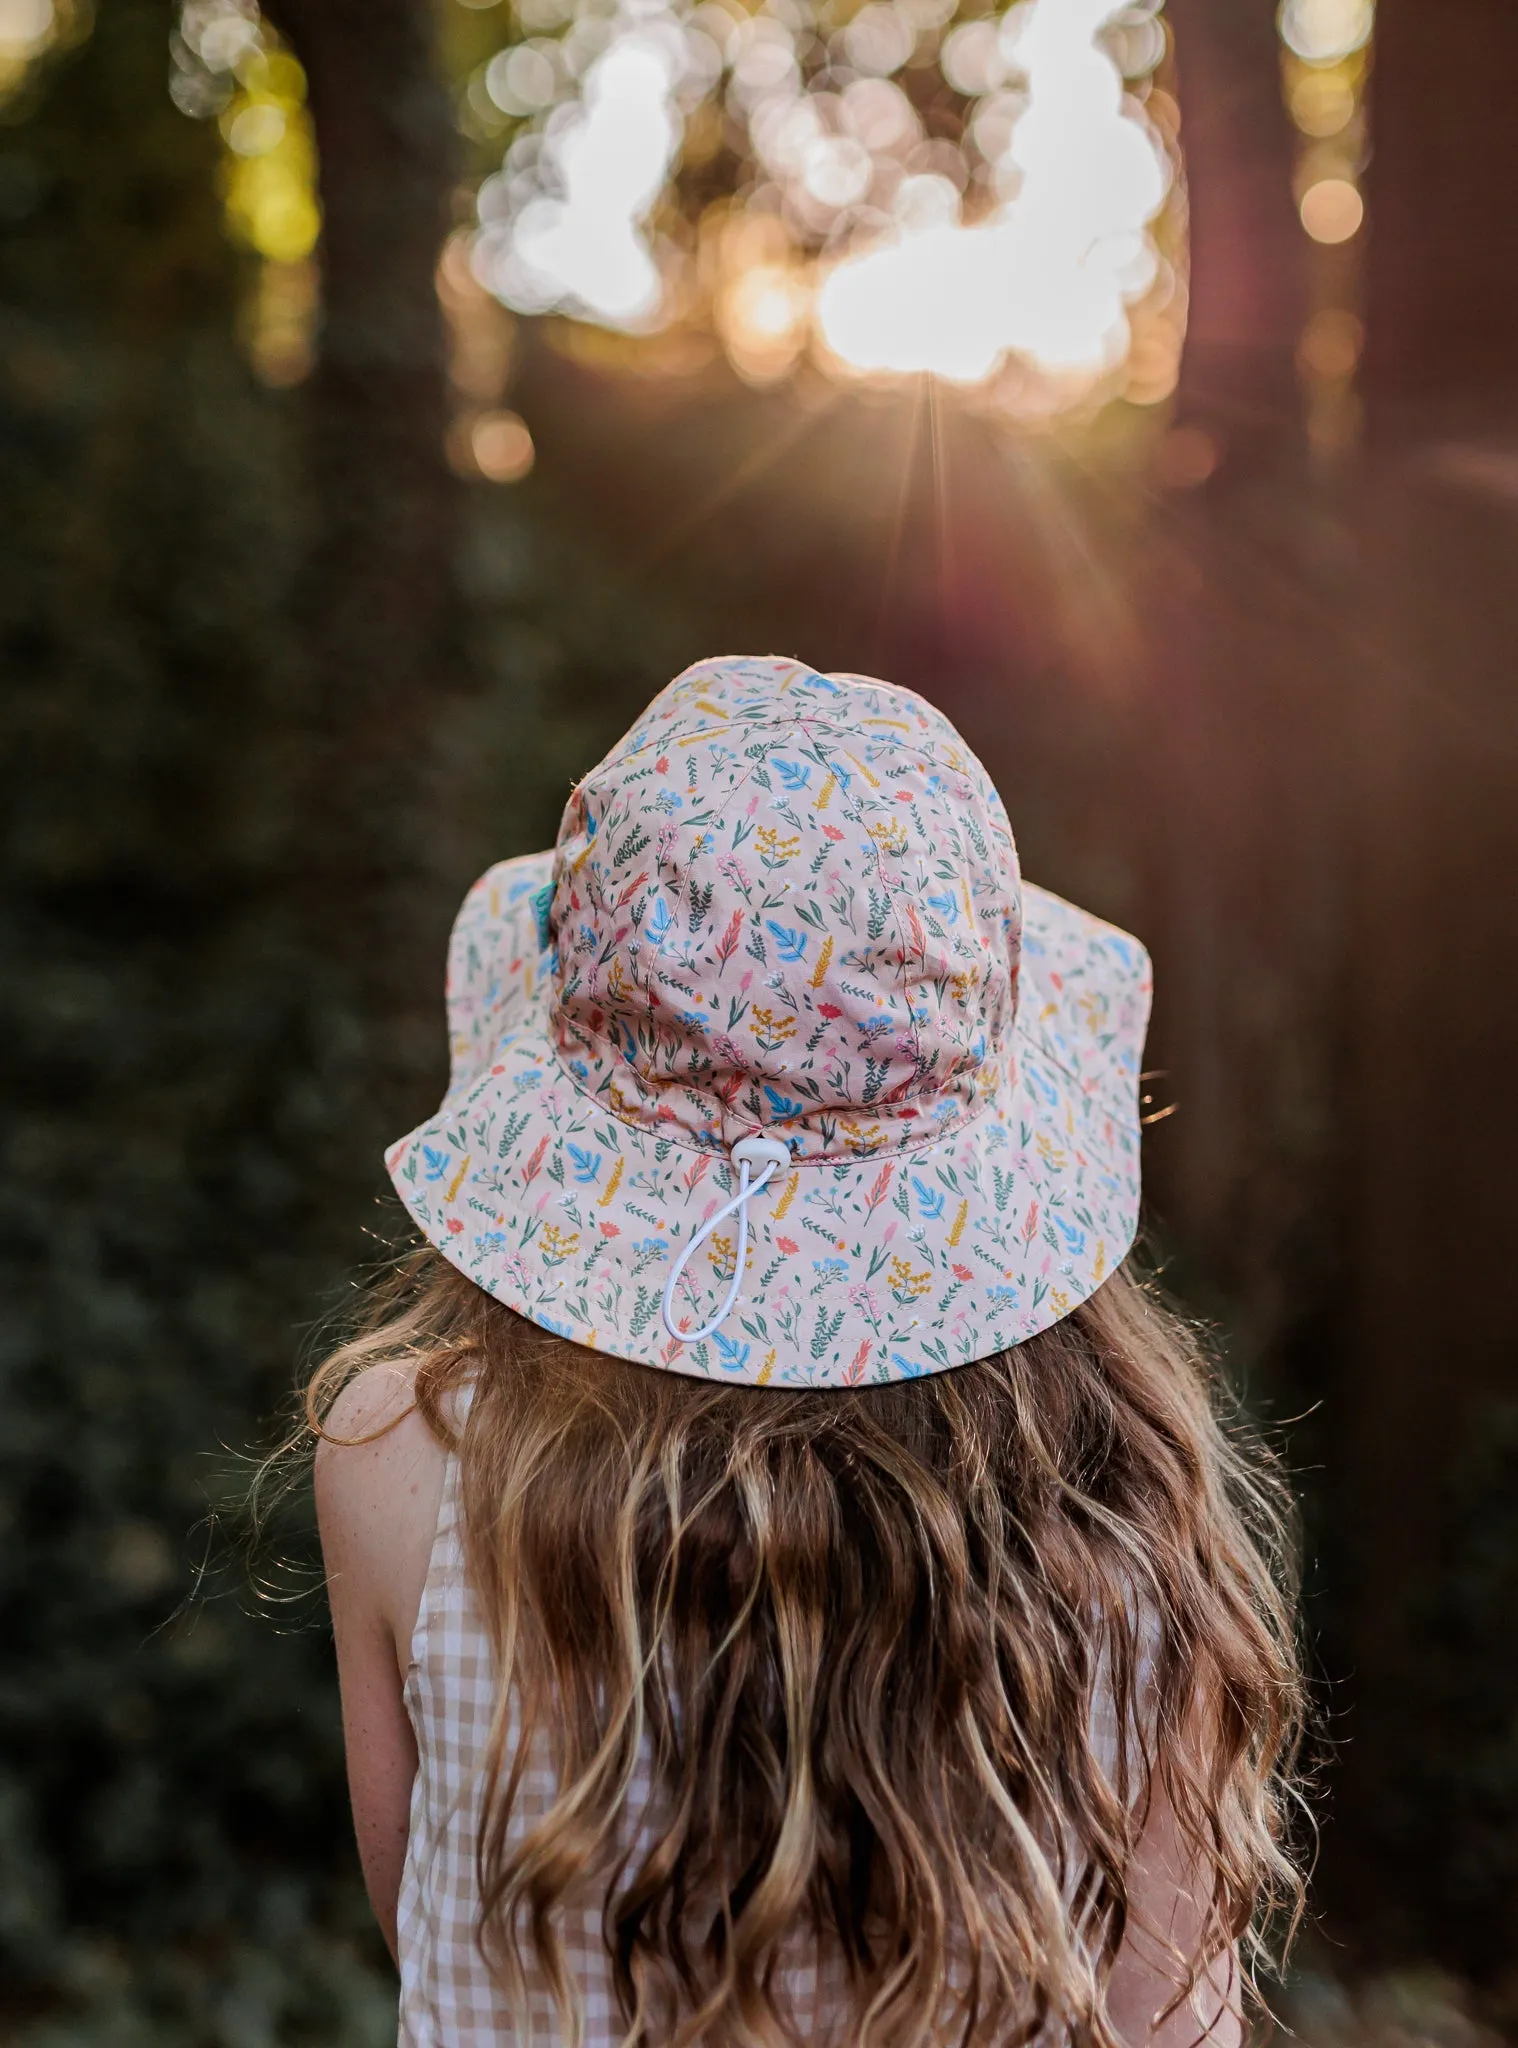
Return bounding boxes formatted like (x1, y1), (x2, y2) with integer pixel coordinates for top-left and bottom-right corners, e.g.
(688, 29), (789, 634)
(659, 1135), (792, 1347)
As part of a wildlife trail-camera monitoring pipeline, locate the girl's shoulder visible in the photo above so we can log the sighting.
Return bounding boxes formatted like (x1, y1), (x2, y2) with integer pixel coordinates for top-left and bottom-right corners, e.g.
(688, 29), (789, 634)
(315, 1362), (450, 1674)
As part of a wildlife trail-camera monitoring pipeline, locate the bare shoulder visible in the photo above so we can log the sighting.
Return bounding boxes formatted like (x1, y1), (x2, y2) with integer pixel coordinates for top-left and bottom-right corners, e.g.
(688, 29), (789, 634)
(315, 1361), (449, 1670)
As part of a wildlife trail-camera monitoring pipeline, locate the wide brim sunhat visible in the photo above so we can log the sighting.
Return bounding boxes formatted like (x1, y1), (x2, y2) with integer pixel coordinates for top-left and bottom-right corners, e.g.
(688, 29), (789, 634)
(388, 656), (1151, 1388)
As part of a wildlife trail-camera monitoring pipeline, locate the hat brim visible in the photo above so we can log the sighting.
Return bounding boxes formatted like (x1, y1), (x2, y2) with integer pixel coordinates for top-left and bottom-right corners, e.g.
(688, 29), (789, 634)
(387, 852), (1151, 1386)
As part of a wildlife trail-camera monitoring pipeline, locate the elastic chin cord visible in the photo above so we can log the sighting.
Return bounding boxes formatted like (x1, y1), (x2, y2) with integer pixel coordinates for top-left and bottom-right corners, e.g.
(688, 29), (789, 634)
(659, 1134), (791, 1346)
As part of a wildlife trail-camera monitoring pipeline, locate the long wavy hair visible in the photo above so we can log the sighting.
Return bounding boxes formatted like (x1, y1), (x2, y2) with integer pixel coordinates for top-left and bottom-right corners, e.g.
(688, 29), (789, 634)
(308, 1249), (1304, 2048)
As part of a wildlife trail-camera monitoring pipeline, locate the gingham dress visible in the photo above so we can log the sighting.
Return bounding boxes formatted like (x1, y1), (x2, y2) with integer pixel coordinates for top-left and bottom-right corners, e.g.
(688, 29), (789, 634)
(396, 1444), (1133, 2047)
(397, 1440), (611, 2045)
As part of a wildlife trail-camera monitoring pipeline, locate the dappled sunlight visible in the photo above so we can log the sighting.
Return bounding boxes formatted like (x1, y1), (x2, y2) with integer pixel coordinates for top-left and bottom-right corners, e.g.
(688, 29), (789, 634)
(454, 0), (1186, 423)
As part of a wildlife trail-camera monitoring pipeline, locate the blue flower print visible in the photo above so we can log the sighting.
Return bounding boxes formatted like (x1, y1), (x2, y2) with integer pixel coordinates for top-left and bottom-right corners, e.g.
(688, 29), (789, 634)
(423, 1144), (450, 1182)
(567, 1144), (602, 1184)
(764, 1085), (806, 1120)
(711, 1330), (752, 1373)
(765, 920), (808, 962)
(911, 1175), (946, 1220)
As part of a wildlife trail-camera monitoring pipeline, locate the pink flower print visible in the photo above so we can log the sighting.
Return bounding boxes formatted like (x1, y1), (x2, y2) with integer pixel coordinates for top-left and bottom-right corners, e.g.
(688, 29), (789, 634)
(656, 755), (669, 773)
(599, 1221), (620, 1238)
(446, 1216), (464, 1235)
(818, 1003), (843, 1020)
(822, 824), (845, 842)
(952, 1263), (973, 1282)
(718, 854), (752, 892)
(776, 1236), (799, 1256)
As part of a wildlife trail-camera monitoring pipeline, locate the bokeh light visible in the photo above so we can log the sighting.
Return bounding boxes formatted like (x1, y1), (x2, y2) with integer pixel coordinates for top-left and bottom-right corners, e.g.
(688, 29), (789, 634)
(0, 0), (86, 101)
(0, 0), (54, 69)
(1279, 0), (1371, 456)
(1277, 0), (1372, 66)
(474, 410), (535, 480)
(460, 0), (1186, 420)
(1299, 174), (1363, 244)
(170, 0), (322, 382)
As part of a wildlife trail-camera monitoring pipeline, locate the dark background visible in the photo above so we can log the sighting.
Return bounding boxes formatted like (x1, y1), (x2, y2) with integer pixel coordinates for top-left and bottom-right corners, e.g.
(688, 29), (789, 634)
(5, 0), (1518, 2038)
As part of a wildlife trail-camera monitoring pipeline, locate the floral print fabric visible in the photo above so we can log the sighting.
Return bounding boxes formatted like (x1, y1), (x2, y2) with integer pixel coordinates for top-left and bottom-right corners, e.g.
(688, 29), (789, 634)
(387, 656), (1151, 1386)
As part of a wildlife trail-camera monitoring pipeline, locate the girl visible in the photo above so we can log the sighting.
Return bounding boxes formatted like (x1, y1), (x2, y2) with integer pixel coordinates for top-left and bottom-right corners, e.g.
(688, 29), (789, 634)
(313, 657), (1302, 2048)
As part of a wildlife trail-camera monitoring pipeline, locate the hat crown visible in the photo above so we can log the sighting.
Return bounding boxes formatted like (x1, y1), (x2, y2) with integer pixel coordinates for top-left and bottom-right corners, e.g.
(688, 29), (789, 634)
(548, 658), (1022, 1163)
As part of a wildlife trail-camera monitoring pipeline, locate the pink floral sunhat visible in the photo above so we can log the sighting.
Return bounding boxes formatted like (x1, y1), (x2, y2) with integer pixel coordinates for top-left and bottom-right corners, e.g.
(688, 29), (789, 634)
(387, 656), (1151, 1387)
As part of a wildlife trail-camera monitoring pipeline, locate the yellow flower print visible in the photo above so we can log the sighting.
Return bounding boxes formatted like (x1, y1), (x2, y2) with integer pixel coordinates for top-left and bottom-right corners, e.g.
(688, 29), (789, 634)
(1035, 1132), (1067, 1173)
(540, 1224), (580, 1266)
(708, 1233), (754, 1282)
(888, 1257), (933, 1305)
(598, 1156), (625, 1206)
(947, 1198), (968, 1246)
(844, 1122), (885, 1156)
(866, 818), (909, 857)
(752, 1006), (798, 1051)
(757, 827), (801, 867)
(809, 935), (835, 990)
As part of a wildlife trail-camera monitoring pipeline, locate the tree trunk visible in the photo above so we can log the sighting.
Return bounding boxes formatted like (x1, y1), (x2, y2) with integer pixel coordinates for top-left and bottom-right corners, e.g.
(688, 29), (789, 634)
(264, 0), (467, 1203)
(1167, 0), (1306, 444)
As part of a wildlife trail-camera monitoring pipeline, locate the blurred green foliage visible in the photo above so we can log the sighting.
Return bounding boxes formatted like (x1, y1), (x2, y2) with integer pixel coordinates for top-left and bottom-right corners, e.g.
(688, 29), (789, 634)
(0, 0), (681, 2034)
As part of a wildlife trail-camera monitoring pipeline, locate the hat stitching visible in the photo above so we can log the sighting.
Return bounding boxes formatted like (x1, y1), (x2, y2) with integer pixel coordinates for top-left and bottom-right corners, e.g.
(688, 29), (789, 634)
(542, 1024), (1011, 1172)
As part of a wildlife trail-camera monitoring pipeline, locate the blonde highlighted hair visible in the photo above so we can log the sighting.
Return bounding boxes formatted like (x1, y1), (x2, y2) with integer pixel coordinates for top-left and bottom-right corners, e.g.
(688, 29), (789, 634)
(309, 1252), (1304, 2048)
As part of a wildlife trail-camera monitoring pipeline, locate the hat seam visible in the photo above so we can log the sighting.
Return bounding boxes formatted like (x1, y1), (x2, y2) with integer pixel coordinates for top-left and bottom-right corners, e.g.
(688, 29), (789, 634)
(543, 1030), (1006, 1172)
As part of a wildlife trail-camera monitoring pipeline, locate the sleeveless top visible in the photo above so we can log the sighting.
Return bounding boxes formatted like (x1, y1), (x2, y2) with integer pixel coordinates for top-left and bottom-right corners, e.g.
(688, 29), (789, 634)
(396, 1443), (1134, 2048)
